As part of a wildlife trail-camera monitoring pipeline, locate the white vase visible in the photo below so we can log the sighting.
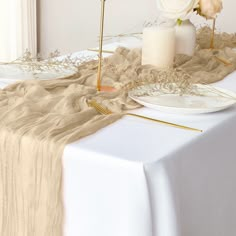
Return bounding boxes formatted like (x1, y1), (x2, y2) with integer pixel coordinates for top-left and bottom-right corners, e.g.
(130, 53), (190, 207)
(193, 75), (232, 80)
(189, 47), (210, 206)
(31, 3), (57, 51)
(175, 20), (196, 56)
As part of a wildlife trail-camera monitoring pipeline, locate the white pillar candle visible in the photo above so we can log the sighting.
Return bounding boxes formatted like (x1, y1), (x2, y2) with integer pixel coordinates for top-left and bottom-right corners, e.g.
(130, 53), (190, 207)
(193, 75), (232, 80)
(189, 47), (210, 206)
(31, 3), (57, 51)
(142, 26), (175, 69)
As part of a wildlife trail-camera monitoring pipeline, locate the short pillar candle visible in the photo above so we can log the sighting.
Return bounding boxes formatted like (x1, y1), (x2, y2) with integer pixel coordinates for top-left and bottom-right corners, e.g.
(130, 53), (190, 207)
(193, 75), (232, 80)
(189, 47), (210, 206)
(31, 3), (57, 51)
(142, 26), (176, 69)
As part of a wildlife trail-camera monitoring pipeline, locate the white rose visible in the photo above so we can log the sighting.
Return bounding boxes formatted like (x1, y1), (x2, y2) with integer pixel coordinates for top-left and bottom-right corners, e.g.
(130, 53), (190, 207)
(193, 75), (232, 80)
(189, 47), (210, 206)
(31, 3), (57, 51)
(157, 0), (199, 20)
(199, 0), (223, 19)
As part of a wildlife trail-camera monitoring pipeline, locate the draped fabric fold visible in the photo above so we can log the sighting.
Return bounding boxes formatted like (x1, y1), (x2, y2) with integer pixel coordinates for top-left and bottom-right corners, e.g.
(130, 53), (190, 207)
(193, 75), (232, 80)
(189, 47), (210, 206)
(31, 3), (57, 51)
(0, 0), (37, 62)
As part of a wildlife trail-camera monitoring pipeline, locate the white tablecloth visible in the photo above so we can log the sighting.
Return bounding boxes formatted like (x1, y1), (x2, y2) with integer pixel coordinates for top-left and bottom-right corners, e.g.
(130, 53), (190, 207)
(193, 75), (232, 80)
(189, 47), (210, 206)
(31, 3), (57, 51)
(1, 41), (236, 236)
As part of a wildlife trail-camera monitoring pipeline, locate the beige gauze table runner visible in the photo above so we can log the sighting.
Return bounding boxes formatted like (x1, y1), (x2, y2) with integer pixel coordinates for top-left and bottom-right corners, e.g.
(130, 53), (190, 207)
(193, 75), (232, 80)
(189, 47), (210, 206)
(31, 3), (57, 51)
(0, 28), (236, 236)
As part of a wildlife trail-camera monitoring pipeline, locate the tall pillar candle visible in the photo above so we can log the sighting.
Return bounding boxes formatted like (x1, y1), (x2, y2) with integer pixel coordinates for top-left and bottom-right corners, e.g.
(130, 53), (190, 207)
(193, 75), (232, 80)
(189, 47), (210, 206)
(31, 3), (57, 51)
(142, 27), (175, 69)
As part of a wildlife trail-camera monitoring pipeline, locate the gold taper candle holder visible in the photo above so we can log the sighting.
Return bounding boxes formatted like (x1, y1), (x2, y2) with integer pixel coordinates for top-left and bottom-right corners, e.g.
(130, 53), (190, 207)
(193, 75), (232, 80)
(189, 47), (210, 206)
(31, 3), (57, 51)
(96, 0), (116, 92)
(97, 0), (106, 91)
(210, 18), (216, 49)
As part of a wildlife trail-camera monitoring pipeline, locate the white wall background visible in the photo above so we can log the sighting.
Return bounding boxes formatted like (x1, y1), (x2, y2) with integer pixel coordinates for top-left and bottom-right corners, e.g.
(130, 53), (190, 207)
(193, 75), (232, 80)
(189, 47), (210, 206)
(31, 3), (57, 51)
(38, 0), (236, 57)
(38, 0), (157, 56)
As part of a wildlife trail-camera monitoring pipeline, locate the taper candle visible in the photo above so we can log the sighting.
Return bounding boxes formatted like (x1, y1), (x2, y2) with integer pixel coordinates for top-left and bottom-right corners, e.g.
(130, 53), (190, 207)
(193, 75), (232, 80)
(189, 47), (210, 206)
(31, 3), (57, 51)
(142, 26), (175, 69)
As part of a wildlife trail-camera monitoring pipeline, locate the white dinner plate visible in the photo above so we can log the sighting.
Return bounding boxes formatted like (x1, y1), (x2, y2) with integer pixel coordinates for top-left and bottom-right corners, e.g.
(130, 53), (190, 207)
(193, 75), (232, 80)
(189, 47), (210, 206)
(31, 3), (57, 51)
(129, 83), (236, 114)
(0, 64), (75, 81)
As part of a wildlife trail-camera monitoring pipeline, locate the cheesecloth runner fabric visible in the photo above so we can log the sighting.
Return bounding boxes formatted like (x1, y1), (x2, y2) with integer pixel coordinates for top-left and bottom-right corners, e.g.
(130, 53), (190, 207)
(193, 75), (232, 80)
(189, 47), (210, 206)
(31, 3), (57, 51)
(0, 28), (236, 236)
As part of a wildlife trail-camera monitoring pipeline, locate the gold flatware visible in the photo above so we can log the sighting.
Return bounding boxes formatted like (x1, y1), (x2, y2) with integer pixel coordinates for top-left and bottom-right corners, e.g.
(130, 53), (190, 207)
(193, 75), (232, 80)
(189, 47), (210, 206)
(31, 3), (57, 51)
(214, 56), (233, 66)
(88, 100), (203, 132)
(87, 48), (114, 54)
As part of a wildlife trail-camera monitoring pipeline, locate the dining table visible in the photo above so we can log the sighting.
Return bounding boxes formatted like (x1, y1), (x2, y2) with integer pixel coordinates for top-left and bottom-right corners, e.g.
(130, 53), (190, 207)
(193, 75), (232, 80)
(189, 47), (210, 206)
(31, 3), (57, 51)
(1, 38), (236, 236)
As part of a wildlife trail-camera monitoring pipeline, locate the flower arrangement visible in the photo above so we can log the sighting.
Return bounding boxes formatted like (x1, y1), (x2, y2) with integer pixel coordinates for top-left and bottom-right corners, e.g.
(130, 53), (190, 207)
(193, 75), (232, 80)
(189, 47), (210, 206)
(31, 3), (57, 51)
(156, 0), (223, 48)
(156, 0), (223, 22)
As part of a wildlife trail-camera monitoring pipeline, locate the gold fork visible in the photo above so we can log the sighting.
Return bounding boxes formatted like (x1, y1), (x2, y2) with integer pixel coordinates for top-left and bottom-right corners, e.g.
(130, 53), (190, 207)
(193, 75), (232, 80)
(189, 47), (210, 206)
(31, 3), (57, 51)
(88, 100), (203, 132)
(87, 48), (115, 54)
